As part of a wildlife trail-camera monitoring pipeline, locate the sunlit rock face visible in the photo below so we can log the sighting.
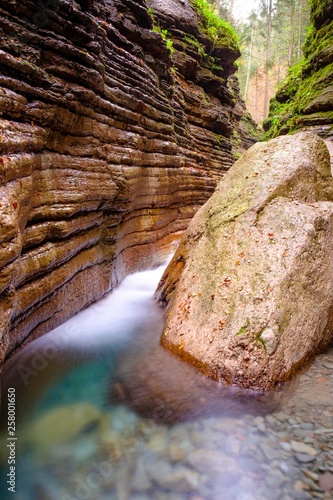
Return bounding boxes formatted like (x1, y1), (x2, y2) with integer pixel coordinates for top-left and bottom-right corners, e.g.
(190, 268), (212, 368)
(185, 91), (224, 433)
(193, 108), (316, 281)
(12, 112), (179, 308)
(0, 0), (256, 362)
(156, 132), (333, 390)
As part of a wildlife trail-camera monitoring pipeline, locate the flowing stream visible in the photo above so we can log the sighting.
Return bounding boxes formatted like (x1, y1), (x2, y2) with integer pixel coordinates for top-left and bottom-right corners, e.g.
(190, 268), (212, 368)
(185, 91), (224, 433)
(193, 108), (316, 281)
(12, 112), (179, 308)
(1, 259), (333, 500)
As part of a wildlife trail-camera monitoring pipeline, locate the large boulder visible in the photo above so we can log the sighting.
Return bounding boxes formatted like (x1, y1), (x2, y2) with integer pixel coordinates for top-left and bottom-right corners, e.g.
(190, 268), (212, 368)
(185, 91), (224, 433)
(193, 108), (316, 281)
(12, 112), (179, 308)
(156, 132), (333, 390)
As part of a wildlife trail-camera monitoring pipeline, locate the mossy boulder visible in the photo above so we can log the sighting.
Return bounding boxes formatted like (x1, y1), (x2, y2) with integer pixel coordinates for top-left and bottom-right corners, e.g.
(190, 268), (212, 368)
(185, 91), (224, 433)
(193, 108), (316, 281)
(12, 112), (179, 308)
(156, 132), (333, 390)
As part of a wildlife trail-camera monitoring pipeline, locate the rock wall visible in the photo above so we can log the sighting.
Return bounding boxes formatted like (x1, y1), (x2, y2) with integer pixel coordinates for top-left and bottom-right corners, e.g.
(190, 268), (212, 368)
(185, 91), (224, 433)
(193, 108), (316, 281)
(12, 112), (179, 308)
(0, 0), (255, 362)
(264, 0), (333, 138)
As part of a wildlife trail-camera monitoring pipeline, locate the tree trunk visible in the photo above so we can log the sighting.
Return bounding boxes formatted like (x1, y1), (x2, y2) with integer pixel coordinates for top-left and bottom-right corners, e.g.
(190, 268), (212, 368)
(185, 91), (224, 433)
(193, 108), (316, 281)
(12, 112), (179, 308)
(297, 0), (304, 60)
(263, 0), (273, 119)
(244, 21), (255, 100)
(288, 0), (296, 66)
(255, 71), (259, 122)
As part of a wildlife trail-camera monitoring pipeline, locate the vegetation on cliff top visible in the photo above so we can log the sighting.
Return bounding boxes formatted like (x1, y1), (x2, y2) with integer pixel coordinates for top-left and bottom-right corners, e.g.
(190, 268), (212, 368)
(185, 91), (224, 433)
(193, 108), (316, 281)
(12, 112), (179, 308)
(263, 0), (333, 139)
(192, 0), (239, 50)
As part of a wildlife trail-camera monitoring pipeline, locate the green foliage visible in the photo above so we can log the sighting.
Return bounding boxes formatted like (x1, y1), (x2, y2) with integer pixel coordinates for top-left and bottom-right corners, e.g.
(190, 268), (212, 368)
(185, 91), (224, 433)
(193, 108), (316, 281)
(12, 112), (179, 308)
(192, 0), (239, 49)
(264, 59), (333, 138)
(151, 25), (175, 55)
(264, 0), (333, 139)
(183, 34), (207, 57)
(148, 6), (175, 56)
(236, 0), (311, 123)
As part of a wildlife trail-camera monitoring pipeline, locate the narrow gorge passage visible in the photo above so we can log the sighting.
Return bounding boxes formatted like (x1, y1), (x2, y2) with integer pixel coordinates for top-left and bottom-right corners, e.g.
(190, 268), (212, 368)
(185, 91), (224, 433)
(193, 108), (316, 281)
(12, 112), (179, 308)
(1, 258), (333, 499)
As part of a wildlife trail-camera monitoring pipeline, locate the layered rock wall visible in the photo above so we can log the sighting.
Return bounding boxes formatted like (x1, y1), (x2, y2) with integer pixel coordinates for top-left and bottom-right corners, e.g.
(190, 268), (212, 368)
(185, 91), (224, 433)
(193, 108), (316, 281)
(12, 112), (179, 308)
(0, 0), (254, 362)
(264, 0), (333, 138)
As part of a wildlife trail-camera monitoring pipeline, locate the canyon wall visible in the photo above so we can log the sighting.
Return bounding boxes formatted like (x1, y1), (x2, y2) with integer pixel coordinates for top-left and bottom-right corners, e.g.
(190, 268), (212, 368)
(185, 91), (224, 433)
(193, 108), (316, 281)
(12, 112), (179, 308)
(264, 0), (333, 138)
(0, 0), (255, 362)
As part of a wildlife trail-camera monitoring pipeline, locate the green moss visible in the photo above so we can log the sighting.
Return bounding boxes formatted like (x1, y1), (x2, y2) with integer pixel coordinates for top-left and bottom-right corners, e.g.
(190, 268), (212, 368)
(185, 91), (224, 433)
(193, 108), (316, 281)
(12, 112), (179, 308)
(200, 91), (211, 105)
(264, 60), (333, 138)
(257, 335), (267, 350)
(191, 0), (239, 50)
(152, 25), (175, 55)
(184, 34), (207, 57)
(265, 1), (333, 139)
(236, 319), (250, 336)
(148, 7), (175, 56)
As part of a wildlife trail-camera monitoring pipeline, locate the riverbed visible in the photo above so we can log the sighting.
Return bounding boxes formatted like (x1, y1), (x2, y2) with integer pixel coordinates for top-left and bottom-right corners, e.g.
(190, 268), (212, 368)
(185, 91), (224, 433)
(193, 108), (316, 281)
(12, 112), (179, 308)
(1, 260), (333, 499)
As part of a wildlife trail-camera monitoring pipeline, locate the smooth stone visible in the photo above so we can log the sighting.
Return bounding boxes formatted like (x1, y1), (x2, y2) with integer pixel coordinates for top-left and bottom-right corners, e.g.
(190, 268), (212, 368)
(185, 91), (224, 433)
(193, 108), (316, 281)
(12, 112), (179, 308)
(265, 415), (278, 425)
(260, 443), (282, 461)
(300, 423), (315, 430)
(294, 480), (308, 491)
(168, 443), (188, 463)
(290, 492), (312, 499)
(319, 472), (333, 492)
(293, 429), (314, 438)
(273, 412), (289, 422)
(27, 402), (102, 447)
(265, 472), (286, 488)
(145, 433), (168, 454)
(280, 442), (292, 452)
(187, 449), (236, 473)
(131, 459), (152, 492)
(146, 459), (201, 493)
(291, 441), (317, 455)
(295, 453), (317, 463)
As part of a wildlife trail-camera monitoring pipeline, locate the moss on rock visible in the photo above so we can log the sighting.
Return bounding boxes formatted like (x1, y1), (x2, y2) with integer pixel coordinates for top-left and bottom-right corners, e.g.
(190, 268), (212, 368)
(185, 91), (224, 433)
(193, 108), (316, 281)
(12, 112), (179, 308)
(264, 0), (333, 139)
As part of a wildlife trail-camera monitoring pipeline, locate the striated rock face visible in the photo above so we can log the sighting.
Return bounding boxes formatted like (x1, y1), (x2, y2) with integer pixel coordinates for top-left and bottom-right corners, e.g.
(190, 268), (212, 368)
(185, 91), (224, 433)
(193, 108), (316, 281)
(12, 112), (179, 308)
(264, 0), (333, 138)
(0, 0), (255, 362)
(156, 133), (333, 390)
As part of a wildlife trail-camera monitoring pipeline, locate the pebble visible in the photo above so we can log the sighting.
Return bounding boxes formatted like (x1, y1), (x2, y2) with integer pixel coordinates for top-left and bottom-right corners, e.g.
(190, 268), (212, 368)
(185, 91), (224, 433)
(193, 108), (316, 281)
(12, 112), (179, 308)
(293, 480), (308, 491)
(291, 440), (317, 455)
(265, 472), (285, 488)
(295, 453), (317, 463)
(319, 472), (333, 492)
(303, 469), (319, 481)
(280, 442), (292, 452)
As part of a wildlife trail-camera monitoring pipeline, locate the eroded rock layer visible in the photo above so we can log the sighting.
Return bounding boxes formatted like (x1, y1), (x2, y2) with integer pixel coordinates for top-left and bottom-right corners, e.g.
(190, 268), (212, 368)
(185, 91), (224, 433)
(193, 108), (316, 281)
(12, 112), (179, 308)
(0, 0), (255, 362)
(156, 133), (333, 390)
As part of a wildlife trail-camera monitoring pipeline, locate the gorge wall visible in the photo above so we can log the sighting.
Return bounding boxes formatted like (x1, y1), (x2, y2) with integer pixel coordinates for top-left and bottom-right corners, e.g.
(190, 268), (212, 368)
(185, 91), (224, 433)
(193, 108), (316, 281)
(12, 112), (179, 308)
(0, 0), (256, 363)
(264, 0), (333, 138)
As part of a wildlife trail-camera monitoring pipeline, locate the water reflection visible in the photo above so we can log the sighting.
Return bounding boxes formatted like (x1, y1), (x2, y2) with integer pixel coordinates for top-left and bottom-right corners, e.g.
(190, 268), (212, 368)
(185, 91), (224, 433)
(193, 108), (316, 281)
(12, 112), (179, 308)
(0, 260), (332, 499)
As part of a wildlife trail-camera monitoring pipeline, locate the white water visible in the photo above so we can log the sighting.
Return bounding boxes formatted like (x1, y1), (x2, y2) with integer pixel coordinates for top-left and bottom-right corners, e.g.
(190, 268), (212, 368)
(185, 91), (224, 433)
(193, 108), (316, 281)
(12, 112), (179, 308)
(15, 260), (170, 357)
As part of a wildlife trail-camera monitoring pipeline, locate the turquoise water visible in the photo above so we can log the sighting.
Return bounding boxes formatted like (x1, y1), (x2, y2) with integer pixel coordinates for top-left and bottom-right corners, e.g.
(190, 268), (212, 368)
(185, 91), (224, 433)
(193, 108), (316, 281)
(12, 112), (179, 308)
(1, 261), (332, 499)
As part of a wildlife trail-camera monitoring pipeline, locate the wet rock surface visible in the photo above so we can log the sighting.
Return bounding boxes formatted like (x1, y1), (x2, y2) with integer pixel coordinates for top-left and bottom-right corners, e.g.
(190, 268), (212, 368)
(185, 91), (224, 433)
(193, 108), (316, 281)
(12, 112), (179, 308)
(156, 132), (333, 390)
(0, 0), (256, 363)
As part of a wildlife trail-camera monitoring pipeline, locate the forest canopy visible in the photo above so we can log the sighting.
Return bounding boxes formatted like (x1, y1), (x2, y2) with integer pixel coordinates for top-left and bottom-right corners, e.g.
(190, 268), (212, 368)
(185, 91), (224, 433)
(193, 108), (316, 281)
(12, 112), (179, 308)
(207, 0), (311, 123)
